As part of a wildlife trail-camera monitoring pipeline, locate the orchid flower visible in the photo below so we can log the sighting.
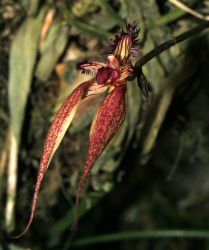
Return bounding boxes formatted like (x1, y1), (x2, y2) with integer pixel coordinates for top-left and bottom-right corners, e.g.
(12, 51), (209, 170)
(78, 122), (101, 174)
(14, 22), (142, 238)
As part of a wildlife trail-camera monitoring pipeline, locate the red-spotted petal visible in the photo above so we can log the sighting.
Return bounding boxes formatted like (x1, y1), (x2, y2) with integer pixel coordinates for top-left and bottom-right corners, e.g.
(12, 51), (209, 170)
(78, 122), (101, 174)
(76, 84), (127, 208)
(12, 80), (95, 238)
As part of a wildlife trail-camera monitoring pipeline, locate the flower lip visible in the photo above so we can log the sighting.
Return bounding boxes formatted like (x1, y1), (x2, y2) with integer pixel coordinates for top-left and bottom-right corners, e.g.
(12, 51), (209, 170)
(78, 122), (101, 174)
(95, 66), (119, 85)
(96, 67), (113, 85)
(110, 70), (118, 79)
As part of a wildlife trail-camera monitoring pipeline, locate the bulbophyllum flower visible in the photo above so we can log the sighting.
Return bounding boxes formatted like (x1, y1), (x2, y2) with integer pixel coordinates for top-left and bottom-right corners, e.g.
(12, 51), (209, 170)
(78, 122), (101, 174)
(14, 22), (141, 238)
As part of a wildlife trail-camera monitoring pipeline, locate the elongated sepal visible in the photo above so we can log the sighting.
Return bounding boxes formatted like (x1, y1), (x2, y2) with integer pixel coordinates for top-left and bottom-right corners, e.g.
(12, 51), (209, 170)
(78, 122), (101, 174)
(12, 80), (93, 238)
(76, 84), (127, 207)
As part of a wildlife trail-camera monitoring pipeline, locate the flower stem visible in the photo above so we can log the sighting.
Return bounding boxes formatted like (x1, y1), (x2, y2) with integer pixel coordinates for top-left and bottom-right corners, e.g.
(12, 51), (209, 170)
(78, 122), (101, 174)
(135, 21), (209, 70)
(72, 230), (209, 247)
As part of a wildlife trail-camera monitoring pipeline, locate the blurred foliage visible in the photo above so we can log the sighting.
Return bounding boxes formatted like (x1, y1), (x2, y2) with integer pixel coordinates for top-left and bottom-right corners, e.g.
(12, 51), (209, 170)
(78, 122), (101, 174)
(0, 0), (209, 249)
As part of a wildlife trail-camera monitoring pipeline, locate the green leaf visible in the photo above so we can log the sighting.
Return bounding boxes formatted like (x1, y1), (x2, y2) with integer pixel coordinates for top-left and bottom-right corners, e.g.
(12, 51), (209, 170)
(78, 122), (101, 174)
(6, 6), (46, 231)
(92, 0), (124, 30)
(9, 7), (46, 142)
(35, 21), (69, 81)
(73, 19), (111, 39)
(20, 0), (41, 16)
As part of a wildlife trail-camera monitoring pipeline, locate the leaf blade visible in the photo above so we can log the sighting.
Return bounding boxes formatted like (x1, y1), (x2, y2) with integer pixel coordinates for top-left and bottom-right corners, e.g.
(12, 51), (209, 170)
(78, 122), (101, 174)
(6, 7), (46, 232)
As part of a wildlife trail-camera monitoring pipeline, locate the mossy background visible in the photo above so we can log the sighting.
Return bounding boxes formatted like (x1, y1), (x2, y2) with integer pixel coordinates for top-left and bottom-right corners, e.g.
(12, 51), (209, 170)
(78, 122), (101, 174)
(0, 0), (209, 249)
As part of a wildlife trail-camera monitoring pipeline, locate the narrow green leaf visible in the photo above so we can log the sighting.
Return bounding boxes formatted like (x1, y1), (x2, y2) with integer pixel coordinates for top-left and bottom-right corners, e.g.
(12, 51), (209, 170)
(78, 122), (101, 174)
(73, 19), (111, 39)
(35, 21), (69, 81)
(97, 0), (124, 25)
(72, 230), (209, 247)
(57, 2), (111, 39)
(6, 6), (46, 231)
(20, 0), (41, 16)
(9, 7), (46, 142)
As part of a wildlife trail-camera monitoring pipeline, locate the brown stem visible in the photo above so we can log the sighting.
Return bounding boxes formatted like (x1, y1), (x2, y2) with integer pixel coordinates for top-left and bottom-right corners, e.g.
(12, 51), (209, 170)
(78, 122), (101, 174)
(134, 22), (209, 70)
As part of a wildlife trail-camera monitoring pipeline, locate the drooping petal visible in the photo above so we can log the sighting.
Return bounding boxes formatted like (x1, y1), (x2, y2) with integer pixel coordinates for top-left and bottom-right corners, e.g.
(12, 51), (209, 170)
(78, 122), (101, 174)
(75, 84), (127, 208)
(12, 79), (94, 238)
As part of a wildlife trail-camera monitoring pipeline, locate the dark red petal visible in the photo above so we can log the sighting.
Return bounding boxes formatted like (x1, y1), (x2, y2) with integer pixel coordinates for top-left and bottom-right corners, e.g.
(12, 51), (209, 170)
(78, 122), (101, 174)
(76, 84), (127, 208)
(96, 67), (113, 85)
(12, 80), (94, 238)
